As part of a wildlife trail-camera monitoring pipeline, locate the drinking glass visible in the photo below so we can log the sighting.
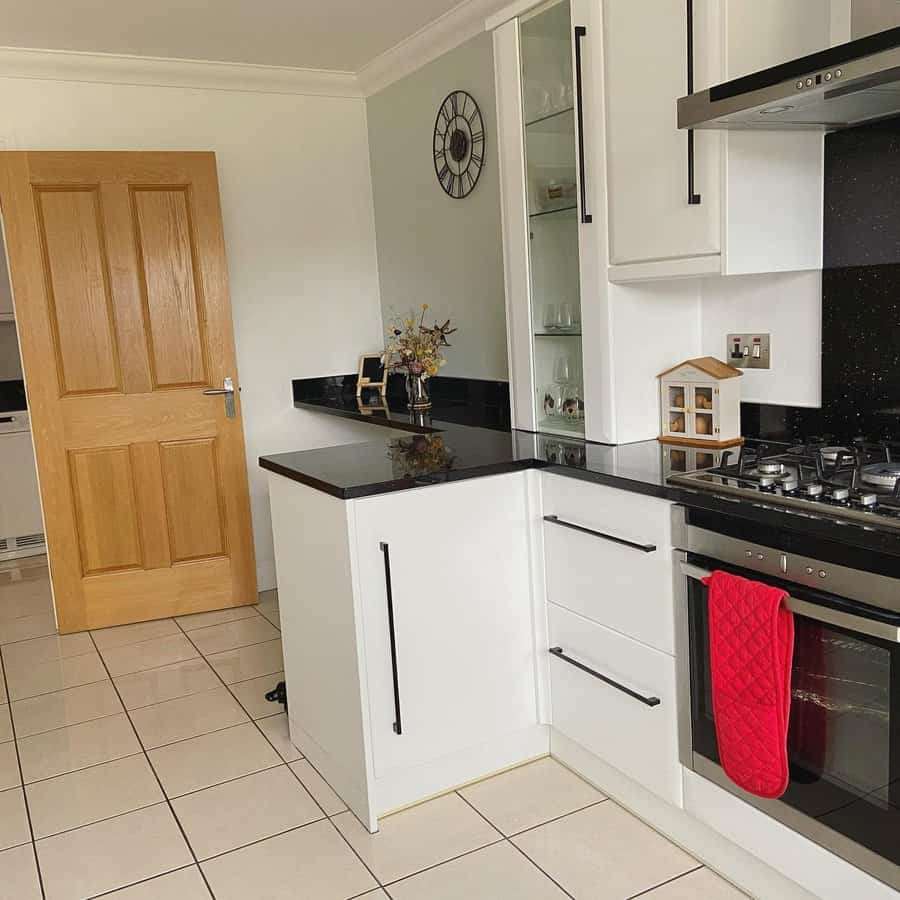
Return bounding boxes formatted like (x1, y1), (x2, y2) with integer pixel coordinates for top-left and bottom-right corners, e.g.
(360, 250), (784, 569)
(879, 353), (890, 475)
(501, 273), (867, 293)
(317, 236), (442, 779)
(557, 303), (574, 331)
(542, 304), (559, 332)
(553, 355), (573, 384)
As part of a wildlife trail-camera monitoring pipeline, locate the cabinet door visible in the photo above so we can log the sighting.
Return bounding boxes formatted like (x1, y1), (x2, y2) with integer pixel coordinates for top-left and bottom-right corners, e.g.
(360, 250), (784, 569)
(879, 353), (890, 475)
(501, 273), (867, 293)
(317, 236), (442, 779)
(353, 474), (538, 777)
(603, 0), (720, 272)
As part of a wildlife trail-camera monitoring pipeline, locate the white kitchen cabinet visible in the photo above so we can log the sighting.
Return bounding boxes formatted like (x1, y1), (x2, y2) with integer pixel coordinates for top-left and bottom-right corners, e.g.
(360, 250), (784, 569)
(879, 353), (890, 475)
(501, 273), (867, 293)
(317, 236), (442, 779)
(548, 603), (682, 806)
(542, 473), (676, 653)
(268, 469), (546, 832)
(353, 473), (541, 781)
(604, 0), (830, 282)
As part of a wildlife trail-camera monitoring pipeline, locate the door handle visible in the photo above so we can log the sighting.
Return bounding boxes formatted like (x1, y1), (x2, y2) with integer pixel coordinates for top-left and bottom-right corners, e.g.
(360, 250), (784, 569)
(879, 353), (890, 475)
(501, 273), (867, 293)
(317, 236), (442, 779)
(380, 542), (403, 735)
(543, 515), (656, 553)
(203, 376), (236, 418)
(573, 25), (592, 224)
(686, 0), (701, 205)
(549, 647), (661, 707)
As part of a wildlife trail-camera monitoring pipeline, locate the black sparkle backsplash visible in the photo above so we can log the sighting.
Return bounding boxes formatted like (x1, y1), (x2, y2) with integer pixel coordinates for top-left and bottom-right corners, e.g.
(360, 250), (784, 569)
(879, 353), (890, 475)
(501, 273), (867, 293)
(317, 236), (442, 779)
(822, 118), (900, 441)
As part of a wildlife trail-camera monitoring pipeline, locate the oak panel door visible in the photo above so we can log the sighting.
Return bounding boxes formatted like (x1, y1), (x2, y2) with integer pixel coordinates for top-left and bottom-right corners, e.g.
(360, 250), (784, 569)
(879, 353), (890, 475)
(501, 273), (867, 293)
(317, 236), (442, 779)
(0, 152), (257, 632)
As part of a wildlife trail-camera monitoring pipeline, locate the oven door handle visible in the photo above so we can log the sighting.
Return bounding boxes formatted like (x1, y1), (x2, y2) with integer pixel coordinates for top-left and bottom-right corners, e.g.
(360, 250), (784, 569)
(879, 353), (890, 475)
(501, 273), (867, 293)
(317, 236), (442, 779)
(680, 562), (900, 644)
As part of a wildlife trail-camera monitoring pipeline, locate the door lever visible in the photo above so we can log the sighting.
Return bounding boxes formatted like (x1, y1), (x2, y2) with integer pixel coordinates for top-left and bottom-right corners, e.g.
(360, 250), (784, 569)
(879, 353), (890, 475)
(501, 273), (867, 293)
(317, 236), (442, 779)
(203, 376), (236, 418)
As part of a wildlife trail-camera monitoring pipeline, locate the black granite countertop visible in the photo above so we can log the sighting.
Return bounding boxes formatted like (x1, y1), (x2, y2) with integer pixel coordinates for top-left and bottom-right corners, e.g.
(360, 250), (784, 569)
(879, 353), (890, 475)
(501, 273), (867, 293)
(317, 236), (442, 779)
(259, 375), (900, 559)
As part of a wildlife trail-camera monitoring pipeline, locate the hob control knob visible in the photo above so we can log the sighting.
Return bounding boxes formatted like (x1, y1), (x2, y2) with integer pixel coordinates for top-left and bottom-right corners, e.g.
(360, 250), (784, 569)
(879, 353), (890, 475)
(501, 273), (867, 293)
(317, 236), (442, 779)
(829, 487), (849, 501)
(805, 566), (814, 575)
(859, 493), (878, 507)
(804, 483), (824, 497)
(818, 570), (827, 579)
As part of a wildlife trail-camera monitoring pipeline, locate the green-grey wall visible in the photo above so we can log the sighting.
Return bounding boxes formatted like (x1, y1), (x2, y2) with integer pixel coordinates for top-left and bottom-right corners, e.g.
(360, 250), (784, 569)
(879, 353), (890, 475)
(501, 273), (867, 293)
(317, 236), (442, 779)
(366, 32), (509, 382)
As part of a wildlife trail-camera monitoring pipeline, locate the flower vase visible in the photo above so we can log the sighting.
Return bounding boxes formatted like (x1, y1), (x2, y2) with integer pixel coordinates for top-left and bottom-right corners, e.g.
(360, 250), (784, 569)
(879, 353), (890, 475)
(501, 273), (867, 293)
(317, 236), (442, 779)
(406, 373), (432, 410)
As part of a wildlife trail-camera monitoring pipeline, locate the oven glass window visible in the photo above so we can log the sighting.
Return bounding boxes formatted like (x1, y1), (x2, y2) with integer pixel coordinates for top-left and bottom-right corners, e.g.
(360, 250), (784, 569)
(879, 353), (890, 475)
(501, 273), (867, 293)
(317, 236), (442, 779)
(688, 576), (899, 866)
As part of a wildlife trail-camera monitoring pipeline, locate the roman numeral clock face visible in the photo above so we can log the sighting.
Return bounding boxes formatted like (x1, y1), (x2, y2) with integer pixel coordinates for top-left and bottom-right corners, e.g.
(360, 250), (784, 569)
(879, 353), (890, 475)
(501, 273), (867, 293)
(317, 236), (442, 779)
(433, 90), (485, 199)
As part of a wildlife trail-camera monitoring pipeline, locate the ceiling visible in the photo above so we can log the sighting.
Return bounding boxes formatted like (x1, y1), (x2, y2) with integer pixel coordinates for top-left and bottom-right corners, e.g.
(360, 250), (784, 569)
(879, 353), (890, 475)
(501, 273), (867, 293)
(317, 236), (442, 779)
(0, 0), (492, 72)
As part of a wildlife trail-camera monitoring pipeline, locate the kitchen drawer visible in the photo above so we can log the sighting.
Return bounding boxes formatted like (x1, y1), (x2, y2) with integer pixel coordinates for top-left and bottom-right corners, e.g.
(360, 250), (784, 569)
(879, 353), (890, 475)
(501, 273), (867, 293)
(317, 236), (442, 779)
(542, 474), (675, 653)
(549, 603), (681, 806)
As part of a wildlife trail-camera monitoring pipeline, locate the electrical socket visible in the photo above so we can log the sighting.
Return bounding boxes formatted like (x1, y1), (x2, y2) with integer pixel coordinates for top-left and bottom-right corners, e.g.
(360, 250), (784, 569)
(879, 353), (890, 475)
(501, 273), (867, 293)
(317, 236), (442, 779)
(726, 333), (770, 369)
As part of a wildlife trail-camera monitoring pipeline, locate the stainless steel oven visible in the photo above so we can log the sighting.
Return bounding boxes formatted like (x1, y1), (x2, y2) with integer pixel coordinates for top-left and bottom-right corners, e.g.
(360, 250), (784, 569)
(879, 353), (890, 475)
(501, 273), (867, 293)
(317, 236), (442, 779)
(673, 506), (900, 891)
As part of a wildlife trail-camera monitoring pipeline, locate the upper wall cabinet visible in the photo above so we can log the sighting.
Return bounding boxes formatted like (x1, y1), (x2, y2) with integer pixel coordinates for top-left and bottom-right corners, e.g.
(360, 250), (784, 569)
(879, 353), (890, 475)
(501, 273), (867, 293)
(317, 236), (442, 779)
(603, 0), (831, 283)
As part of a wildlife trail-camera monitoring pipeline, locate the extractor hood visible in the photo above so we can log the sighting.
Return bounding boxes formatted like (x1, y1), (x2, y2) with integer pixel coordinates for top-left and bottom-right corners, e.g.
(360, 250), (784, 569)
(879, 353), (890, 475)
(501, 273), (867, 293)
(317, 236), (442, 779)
(678, 25), (900, 130)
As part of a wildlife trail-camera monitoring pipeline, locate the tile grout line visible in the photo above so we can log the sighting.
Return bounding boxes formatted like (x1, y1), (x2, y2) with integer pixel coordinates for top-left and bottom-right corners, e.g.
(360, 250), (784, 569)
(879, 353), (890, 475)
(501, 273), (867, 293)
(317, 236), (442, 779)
(172, 613), (389, 893)
(454, 790), (577, 900)
(625, 863), (705, 899)
(85, 630), (218, 900)
(86, 863), (199, 899)
(0, 643), (48, 899)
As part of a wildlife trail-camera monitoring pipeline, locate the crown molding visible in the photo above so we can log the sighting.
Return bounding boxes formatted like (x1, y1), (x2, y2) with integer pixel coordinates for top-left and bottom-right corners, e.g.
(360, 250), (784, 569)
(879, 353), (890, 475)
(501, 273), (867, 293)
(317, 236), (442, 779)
(0, 46), (363, 98)
(357, 0), (508, 97)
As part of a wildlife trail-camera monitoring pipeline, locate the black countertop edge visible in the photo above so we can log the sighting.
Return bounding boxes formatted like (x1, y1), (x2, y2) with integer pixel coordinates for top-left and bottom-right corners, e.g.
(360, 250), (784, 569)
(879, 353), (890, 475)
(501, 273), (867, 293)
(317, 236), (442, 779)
(259, 454), (538, 500)
(292, 398), (441, 434)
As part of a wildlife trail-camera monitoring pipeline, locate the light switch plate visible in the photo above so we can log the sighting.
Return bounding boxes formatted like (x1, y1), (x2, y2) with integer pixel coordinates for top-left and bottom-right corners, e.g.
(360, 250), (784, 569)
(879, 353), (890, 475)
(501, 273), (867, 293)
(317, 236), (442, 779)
(727, 333), (770, 369)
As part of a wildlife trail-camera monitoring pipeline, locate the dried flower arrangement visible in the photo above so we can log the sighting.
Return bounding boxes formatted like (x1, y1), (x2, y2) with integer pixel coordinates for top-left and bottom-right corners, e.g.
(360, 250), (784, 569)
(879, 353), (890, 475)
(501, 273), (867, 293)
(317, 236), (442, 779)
(382, 304), (457, 380)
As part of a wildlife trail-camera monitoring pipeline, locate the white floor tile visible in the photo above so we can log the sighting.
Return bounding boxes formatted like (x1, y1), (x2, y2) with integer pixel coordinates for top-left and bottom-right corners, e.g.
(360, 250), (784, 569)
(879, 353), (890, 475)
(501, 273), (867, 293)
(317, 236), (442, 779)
(0, 743), (20, 791)
(289, 760), (347, 816)
(100, 865), (211, 898)
(0, 705), (10, 743)
(100, 634), (199, 677)
(0, 788), (30, 851)
(228, 671), (284, 719)
(1, 632), (93, 668)
(173, 765), (323, 860)
(11, 680), (122, 738)
(388, 840), (569, 899)
(17, 712), (141, 783)
(130, 687), (248, 749)
(205, 639), (283, 684)
(333, 792), (501, 884)
(36, 803), (193, 900)
(92, 618), (181, 650)
(641, 867), (748, 899)
(176, 605), (259, 632)
(0, 843), (41, 900)
(459, 757), (604, 836)
(187, 617), (280, 655)
(114, 658), (220, 710)
(257, 713), (302, 762)
(26, 754), (163, 839)
(4, 651), (108, 702)
(0, 612), (56, 645)
(201, 819), (376, 900)
(148, 722), (281, 798)
(511, 802), (697, 900)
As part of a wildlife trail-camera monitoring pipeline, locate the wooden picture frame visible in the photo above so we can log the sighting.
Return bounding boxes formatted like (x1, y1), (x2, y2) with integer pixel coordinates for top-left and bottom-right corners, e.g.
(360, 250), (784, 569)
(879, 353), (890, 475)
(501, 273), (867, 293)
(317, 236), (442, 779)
(357, 354), (388, 399)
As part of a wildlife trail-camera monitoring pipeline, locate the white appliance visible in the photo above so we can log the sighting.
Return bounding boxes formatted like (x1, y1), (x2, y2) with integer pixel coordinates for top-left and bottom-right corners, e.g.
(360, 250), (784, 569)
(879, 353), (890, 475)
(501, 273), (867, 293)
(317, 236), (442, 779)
(0, 410), (45, 560)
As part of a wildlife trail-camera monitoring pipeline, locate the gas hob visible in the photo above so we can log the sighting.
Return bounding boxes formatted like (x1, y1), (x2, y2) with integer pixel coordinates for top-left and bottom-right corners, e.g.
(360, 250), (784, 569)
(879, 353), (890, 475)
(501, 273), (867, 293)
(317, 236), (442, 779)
(668, 439), (900, 533)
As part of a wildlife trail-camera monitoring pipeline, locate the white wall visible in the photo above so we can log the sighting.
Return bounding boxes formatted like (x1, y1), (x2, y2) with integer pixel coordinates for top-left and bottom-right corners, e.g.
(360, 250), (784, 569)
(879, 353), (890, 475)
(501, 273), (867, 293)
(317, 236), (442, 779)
(366, 32), (509, 382)
(0, 73), (387, 590)
(700, 271), (822, 407)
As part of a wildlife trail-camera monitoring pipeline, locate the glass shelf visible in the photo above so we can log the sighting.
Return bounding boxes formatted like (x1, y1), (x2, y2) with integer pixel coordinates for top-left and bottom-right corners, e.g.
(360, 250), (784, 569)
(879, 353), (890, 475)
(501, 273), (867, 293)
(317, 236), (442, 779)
(534, 330), (582, 337)
(539, 417), (585, 437)
(529, 205), (577, 220)
(525, 107), (575, 132)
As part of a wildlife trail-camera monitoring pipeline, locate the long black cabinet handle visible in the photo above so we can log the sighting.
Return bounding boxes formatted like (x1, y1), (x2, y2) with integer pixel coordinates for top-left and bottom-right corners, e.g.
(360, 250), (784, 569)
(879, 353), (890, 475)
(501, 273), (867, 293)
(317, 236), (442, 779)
(543, 515), (656, 553)
(379, 542), (403, 735)
(549, 647), (661, 707)
(686, 0), (701, 205)
(573, 25), (593, 224)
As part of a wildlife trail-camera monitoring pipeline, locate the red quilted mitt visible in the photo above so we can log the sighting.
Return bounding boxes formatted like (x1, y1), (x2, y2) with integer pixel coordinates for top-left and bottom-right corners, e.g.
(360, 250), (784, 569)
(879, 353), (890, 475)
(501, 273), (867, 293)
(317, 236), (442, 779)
(704, 570), (795, 799)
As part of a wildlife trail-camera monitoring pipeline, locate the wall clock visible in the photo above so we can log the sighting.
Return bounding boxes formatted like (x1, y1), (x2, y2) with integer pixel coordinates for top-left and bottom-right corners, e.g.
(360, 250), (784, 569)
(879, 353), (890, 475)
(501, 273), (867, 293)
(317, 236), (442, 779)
(433, 90), (485, 199)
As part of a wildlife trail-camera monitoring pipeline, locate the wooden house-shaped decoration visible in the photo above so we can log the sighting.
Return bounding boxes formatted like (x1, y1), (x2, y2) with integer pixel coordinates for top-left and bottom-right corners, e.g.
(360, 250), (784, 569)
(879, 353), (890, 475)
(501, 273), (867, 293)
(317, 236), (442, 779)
(658, 357), (743, 448)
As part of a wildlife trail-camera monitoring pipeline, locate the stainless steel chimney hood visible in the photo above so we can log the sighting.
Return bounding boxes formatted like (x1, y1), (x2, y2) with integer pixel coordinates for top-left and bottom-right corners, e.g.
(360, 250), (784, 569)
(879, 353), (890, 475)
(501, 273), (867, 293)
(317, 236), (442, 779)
(678, 26), (900, 130)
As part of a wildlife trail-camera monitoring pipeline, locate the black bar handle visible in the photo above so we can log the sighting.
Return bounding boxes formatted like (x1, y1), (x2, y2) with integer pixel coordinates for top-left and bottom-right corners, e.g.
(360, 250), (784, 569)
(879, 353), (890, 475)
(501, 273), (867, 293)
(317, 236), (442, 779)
(573, 25), (593, 224)
(686, 0), (701, 205)
(549, 647), (661, 707)
(543, 515), (656, 553)
(379, 542), (403, 735)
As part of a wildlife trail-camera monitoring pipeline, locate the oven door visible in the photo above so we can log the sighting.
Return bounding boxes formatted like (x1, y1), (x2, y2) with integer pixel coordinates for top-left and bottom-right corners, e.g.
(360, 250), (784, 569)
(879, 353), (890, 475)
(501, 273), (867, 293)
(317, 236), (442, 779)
(680, 556), (900, 890)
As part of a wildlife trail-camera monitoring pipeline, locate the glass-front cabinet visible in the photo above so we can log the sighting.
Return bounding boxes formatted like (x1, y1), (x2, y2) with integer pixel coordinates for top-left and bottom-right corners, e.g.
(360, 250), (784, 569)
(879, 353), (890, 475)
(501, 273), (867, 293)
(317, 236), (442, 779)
(521, 1), (584, 436)
(494, 0), (605, 441)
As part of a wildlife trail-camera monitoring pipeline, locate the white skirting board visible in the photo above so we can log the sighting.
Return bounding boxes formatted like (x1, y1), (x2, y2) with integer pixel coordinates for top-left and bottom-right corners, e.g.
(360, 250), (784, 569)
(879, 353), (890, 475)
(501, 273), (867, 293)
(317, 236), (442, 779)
(551, 728), (849, 900)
